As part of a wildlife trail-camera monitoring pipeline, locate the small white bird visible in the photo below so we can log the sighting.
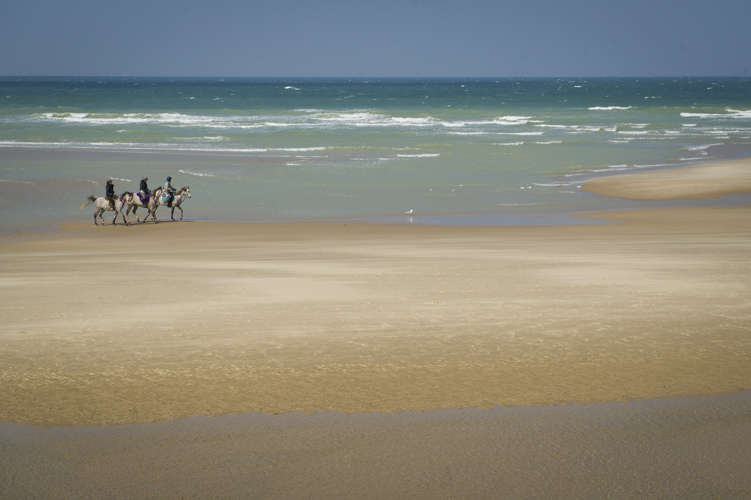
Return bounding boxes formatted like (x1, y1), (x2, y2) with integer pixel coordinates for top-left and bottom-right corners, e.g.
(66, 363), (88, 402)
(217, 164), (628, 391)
(405, 209), (413, 215)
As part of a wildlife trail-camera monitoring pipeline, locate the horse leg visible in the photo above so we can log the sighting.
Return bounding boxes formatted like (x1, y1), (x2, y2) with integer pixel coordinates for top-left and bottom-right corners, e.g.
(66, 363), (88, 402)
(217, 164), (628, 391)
(177, 205), (184, 220)
(94, 209), (99, 226)
(171, 206), (176, 221)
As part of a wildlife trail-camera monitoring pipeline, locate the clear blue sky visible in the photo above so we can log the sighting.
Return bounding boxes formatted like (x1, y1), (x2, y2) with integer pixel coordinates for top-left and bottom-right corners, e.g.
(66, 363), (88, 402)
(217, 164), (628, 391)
(2, 0), (749, 77)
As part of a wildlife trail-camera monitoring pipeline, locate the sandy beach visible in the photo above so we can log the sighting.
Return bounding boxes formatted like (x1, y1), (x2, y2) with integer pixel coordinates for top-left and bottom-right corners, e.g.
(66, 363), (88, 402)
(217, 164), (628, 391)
(1, 158), (750, 497)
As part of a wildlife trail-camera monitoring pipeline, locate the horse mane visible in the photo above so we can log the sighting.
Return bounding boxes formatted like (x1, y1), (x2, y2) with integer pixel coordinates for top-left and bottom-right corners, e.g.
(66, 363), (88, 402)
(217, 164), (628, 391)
(120, 191), (133, 199)
(176, 186), (190, 195)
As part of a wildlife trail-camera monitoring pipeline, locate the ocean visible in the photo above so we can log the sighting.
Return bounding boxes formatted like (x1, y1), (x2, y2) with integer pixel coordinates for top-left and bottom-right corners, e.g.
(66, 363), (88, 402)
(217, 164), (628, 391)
(1, 77), (750, 234)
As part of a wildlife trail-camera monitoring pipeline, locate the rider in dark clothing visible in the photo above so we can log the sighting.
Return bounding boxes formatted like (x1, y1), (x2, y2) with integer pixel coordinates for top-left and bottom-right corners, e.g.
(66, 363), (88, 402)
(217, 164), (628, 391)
(105, 179), (116, 210)
(139, 177), (150, 203)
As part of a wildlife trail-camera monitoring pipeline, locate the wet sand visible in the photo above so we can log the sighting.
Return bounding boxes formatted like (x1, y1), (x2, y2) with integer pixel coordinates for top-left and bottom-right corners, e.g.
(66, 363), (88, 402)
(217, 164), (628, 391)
(2, 392), (751, 499)
(1, 158), (750, 497)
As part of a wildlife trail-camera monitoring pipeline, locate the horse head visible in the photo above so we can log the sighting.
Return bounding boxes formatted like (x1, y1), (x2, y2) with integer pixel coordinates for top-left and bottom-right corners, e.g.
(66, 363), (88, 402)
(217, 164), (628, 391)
(181, 186), (191, 198)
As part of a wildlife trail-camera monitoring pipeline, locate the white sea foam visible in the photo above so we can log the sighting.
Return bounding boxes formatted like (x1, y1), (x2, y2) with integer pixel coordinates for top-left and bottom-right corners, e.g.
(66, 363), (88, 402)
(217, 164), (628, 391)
(493, 116), (533, 125)
(396, 153), (440, 158)
(617, 130), (654, 136)
(588, 106), (633, 111)
(35, 112), (219, 126)
(0, 139), (333, 155)
(686, 143), (722, 151)
(178, 169), (214, 177)
(680, 109), (751, 120)
(496, 131), (545, 136)
(679, 156), (709, 162)
(0, 179), (33, 184)
(271, 147), (328, 152)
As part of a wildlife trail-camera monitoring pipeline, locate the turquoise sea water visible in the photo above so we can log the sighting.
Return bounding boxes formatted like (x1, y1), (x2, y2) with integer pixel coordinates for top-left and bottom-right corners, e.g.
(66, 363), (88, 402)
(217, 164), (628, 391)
(1, 77), (750, 233)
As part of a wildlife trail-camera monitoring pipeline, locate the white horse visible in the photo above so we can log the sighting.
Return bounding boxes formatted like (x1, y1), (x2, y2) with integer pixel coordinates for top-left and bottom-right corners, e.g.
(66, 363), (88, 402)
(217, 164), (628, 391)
(125, 190), (158, 223)
(79, 192), (134, 226)
(153, 186), (191, 221)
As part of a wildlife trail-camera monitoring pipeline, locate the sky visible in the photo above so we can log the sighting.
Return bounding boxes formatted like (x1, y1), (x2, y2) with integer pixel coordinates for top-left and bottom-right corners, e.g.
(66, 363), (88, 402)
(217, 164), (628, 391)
(2, 0), (750, 77)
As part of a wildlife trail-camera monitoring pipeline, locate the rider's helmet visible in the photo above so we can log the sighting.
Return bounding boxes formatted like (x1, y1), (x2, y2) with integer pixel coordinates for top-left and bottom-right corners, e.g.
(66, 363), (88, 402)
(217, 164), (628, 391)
(166, 176), (172, 181)
(106, 179), (113, 184)
(142, 176), (148, 181)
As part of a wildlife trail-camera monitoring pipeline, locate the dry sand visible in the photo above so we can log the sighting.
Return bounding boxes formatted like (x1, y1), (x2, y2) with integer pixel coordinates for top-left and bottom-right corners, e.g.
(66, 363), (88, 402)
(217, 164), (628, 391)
(584, 157), (751, 200)
(1, 158), (750, 498)
(1, 159), (750, 428)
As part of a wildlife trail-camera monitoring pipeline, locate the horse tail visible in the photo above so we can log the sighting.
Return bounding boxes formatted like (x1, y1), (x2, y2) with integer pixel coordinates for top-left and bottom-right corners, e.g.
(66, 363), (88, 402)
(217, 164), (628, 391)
(79, 195), (97, 211)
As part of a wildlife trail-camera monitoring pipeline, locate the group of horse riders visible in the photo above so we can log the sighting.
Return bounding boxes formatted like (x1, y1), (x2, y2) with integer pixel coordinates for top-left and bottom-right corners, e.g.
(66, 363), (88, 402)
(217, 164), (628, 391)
(105, 176), (177, 210)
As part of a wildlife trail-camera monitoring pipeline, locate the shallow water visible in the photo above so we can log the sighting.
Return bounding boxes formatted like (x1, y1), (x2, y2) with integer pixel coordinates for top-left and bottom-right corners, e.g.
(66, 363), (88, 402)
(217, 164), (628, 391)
(1, 77), (751, 234)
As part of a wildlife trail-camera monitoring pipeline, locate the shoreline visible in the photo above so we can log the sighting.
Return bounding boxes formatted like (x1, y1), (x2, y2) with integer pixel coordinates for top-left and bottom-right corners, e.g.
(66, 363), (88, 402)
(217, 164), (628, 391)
(2, 146), (751, 239)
